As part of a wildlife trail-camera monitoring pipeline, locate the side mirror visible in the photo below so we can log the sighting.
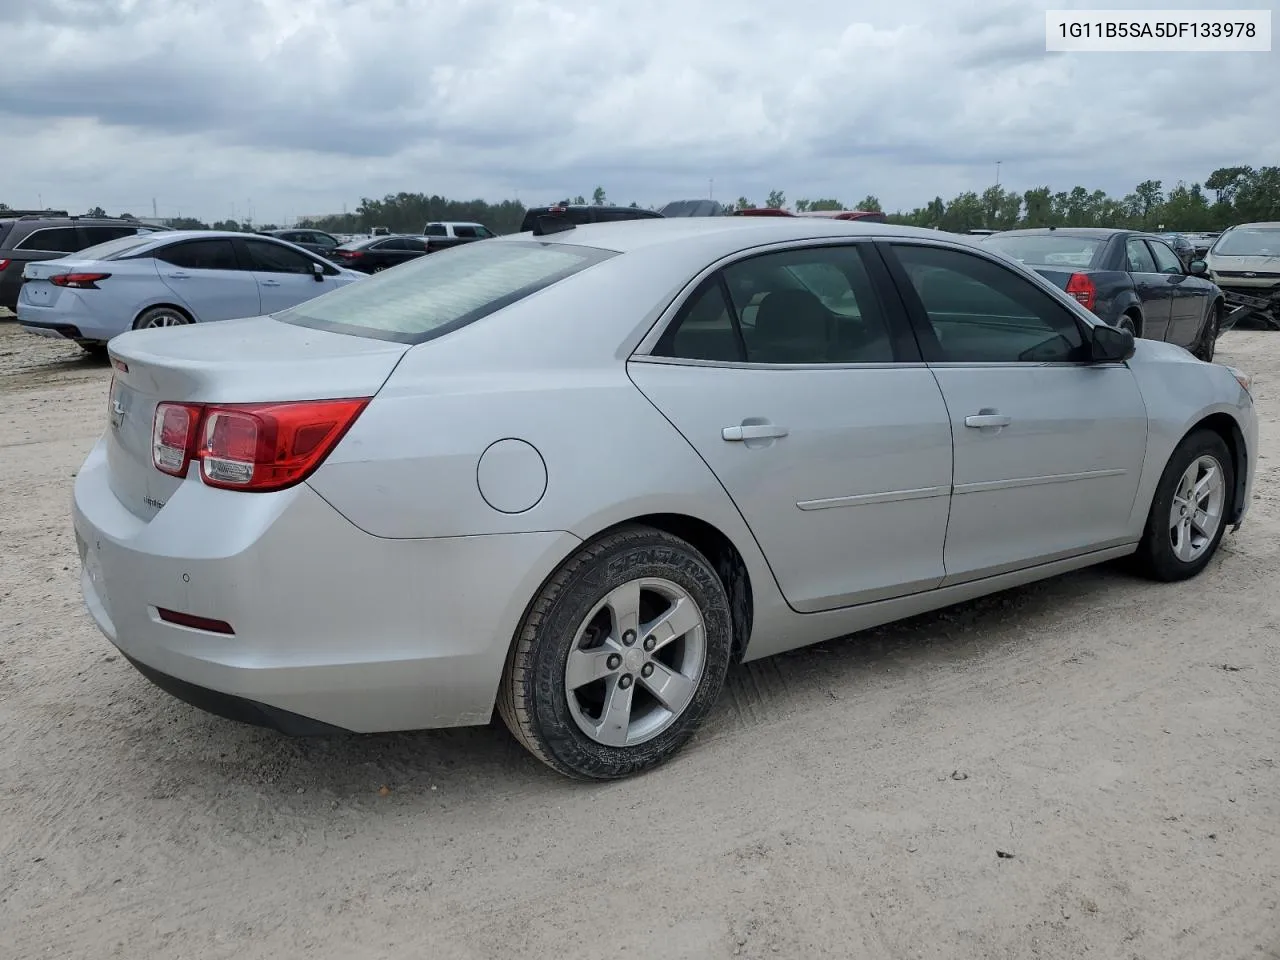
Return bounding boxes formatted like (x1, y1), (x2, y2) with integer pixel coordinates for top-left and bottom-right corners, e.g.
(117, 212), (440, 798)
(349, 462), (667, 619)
(1188, 259), (1208, 276)
(311, 262), (325, 281)
(1090, 322), (1135, 363)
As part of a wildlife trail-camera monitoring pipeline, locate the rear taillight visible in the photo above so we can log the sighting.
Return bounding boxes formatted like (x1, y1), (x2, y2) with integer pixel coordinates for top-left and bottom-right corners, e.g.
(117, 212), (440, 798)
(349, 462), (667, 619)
(152, 402), (203, 477)
(0, 259), (10, 272)
(1065, 273), (1097, 312)
(149, 398), (369, 491)
(50, 272), (111, 289)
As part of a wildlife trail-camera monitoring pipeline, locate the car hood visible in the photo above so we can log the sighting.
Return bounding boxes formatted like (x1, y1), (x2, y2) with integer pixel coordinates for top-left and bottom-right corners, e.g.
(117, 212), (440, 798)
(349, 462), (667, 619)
(1206, 253), (1280, 271)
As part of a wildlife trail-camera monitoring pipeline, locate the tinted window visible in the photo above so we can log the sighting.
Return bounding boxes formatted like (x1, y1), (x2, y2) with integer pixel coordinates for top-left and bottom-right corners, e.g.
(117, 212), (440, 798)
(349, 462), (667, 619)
(276, 240), (614, 344)
(453, 225), (479, 239)
(656, 245), (895, 364)
(244, 239), (316, 274)
(80, 225), (143, 246)
(424, 224), (447, 237)
(310, 233), (337, 248)
(983, 234), (1103, 268)
(15, 227), (82, 253)
(892, 244), (1087, 364)
(654, 279), (740, 362)
(1125, 239), (1158, 273)
(155, 239), (239, 271)
(1148, 240), (1183, 275)
(475, 226), (495, 238)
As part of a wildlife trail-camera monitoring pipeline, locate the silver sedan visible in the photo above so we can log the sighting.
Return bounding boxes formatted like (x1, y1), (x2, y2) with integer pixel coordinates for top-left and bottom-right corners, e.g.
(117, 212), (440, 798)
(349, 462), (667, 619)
(72, 216), (1258, 779)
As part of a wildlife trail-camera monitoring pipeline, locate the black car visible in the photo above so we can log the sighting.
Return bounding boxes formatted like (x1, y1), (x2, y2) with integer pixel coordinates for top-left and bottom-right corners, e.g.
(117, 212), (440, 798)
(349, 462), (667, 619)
(1160, 233), (1197, 269)
(327, 234), (430, 273)
(982, 228), (1223, 361)
(262, 228), (342, 259)
(519, 204), (663, 233)
(0, 214), (169, 313)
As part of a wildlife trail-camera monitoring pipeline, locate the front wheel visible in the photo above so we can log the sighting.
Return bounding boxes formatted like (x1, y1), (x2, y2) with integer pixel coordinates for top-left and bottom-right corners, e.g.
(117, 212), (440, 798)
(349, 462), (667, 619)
(1133, 429), (1233, 581)
(497, 525), (734, 780)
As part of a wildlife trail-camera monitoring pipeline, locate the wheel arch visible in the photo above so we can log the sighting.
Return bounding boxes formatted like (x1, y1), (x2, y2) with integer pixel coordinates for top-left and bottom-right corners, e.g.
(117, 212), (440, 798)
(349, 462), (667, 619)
(1186, 411), (1248, 524)
(133, 301), (195, 328)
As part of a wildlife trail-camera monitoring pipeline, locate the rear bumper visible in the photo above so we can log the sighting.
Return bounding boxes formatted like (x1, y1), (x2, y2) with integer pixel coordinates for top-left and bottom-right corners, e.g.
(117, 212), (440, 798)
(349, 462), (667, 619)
(72, 437), (581, 733)
(18, 295), (123, 342)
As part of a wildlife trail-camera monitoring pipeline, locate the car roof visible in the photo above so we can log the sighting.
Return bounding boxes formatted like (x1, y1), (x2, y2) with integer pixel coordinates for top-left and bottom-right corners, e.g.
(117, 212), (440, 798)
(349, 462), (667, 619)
(499, 216), (959, 257)
(428, 221), (485, 227)
(1226, 221), (1280, 229)
(990, 227), (1128, 240)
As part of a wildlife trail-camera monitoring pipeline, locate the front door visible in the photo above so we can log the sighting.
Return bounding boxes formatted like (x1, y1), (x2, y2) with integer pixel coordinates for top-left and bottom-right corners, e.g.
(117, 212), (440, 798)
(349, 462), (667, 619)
(240, 238), (334, 313)
(882, 240), (1148, 584)
(1146, 237), (1206, 348)
(629, 241), (953, 613)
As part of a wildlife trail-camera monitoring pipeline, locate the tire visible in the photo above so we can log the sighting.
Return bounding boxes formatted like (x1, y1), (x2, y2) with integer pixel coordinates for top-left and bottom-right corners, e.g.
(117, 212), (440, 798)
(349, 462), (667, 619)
(1132, 429), (1234, 582)
(1192, 302), (1221, 363)
(76, 341), (108, 358)
(1116, 313), (1139, 337)
(133, 306), (193, 330)
(497, 525), (734, 780)
(371, 265), (386, 273)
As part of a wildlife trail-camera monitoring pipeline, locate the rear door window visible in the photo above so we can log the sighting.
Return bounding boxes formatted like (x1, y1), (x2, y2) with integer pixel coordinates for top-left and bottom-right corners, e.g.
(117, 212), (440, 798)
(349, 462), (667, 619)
(154, 239), (240, 271)
(15, 227), (82, 253)
(453, 225), (479, 239)
(277, 240), (615, 343)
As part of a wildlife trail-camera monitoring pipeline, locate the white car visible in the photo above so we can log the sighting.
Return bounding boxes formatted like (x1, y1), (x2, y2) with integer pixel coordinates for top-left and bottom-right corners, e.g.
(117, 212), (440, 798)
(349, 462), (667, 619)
(71, 217), (1257, 779)
(1204, 221), (1280, 295)
(18, 230), (363, 354)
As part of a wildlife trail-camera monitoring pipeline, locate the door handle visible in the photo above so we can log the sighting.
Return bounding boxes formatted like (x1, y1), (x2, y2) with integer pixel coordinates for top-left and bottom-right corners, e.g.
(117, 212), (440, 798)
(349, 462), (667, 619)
(722, 423), (789, 442)
(166, 272), (190, 279)
(260, 280), (281, 287)
(965, 413), (1012, 429)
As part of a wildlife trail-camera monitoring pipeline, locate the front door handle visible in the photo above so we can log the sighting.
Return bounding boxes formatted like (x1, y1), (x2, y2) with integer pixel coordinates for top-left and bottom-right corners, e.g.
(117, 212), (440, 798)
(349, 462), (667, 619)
(965, 413), (1012, 429)
(723, 423), (789, 442)
(166, 272), (190, 279)
(260, 279), (281, 287)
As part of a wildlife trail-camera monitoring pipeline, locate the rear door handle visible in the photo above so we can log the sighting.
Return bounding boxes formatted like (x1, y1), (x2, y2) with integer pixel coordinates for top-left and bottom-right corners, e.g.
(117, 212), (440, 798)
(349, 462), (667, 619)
(260, 279), (281, 287)
(722, 423), (789, 441)
(965, 414), (1012, 428)
(166, 272), (190, 279)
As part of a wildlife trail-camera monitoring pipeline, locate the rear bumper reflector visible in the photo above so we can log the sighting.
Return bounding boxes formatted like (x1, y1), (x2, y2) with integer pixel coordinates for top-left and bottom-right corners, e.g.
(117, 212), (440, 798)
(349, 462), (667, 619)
(155, 607), (235, 635)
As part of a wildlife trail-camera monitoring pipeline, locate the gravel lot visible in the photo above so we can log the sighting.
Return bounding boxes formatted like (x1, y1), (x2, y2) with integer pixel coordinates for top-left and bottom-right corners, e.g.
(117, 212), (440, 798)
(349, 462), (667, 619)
(2, 321), (1278, 960)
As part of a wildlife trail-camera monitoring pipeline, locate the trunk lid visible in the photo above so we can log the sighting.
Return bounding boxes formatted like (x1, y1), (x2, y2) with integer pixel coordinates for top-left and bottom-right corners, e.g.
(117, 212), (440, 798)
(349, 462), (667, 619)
(1027, 266), (1080, 291)
(20, 258), (112, 310)
(104, 316), (409, 521)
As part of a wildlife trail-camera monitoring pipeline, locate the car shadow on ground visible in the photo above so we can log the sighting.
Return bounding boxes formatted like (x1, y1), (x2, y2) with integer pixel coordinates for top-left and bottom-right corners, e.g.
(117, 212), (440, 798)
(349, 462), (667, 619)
(95, 560), (1134, 816)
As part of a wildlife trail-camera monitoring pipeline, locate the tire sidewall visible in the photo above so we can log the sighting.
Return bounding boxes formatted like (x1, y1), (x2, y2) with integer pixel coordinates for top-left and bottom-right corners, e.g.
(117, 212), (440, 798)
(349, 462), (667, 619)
(527, 536), (733, 778)
(1199, 304), (1219, 362)
(135, 307), (190, 330)
(1144, 430), (1234, 579)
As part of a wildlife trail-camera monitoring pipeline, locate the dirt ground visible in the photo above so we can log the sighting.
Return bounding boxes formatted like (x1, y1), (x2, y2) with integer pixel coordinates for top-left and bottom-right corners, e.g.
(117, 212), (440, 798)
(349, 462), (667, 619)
(2, 320), (1278, 960)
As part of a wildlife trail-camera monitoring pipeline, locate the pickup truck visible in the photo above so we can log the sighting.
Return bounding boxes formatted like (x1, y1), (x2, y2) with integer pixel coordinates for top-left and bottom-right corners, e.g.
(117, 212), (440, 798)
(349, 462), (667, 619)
(422, 221), (497, 251)
(981, 227), (1224, 361)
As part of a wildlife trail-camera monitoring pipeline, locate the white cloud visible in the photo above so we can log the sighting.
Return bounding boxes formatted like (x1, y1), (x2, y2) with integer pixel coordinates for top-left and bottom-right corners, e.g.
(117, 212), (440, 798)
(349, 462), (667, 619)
(1, 0), (1275, 224)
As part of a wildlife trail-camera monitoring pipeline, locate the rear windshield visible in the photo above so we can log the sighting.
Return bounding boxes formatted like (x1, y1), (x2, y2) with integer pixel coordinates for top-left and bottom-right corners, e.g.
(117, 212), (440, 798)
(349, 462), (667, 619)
(1213, 228), (1280, 257)
(276, 239), (616, 344)
(982, 234), (1104, 268)
(77, 234), (167, 261)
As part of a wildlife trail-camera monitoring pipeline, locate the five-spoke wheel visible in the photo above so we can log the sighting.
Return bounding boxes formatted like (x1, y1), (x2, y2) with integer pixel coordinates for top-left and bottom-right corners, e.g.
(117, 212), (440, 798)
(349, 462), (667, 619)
(1136, 429), (1234, 581)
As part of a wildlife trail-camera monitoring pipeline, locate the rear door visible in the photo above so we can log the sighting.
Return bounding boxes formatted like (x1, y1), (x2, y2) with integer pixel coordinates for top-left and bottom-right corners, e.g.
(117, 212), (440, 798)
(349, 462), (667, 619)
(153, 238), (261, 321)
(882, 239), (1147, 584)
(1124, 237), (1173, 339)
(628, 241), (954, 613)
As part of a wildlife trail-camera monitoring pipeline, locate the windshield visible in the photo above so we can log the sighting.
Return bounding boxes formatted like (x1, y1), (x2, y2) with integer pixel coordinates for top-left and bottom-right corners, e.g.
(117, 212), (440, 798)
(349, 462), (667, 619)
(1212, 228), (1280, 257)
(982, 234), (1104, 268)
(76, 234), (166, 261)
(276, 239), (616, 344)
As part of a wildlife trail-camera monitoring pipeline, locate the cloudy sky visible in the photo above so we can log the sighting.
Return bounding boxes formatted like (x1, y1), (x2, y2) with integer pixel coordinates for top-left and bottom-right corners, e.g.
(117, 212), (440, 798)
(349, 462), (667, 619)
(1, 0), (1275, 224)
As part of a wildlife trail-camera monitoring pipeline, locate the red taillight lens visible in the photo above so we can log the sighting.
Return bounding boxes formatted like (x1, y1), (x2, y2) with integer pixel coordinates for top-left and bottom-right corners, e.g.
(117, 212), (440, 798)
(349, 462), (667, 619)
(197, 398), (369, 491)
(0, 259), (10, 272)
(150, 398), (368, 490)
(1064, 272), (1097, 312)
(50, 272), (111, 289)
(152, 402), (203, 477)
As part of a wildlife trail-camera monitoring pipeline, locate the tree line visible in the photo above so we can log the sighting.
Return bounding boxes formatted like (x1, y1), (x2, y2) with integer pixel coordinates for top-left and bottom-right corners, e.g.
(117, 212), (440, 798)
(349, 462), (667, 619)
(5, 165), (1275, 236)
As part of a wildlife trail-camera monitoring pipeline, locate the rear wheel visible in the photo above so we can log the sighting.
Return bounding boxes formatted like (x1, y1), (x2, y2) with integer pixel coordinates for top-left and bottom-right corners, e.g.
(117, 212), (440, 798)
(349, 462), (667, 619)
(498, 525), (733, 780)
(1133, 429), (1233, 581)
(133, 306), (192, 330)
(1193, 302), (1221, 362)
(76, 340), (108, 358)
(1116, 312), (1140, 337)
(371, 265), (387, 273)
